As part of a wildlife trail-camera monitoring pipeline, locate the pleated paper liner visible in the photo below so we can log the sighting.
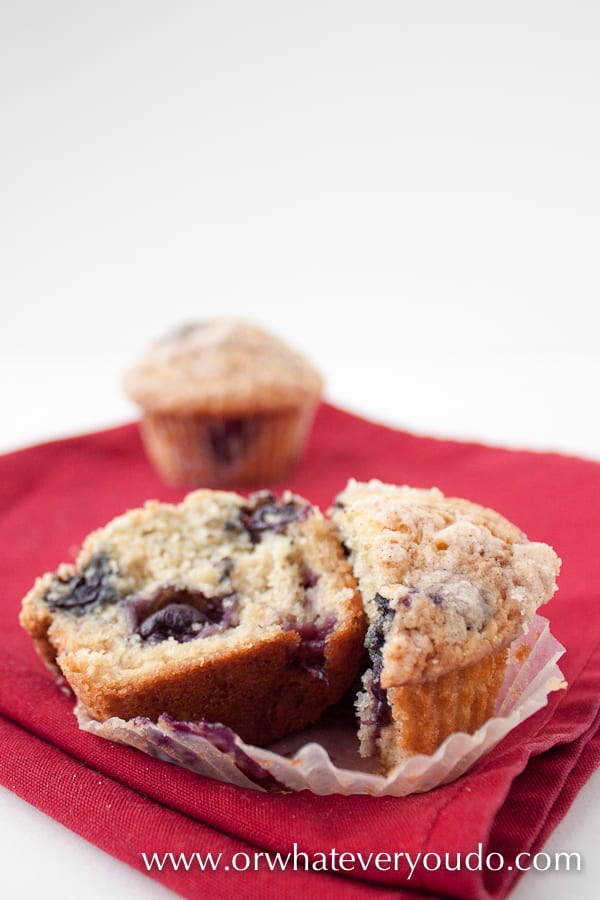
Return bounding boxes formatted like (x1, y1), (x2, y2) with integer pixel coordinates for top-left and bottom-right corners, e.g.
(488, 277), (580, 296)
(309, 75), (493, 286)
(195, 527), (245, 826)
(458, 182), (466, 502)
(77, 615), (566, 796)
(139, 403), (317, 486)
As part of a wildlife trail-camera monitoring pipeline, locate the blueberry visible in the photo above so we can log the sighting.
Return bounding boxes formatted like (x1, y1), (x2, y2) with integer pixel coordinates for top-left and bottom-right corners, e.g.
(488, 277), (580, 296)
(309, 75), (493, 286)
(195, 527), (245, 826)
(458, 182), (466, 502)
(300, 564), (319, 589)
(240, 492), (311, 544)
(45, 555), (120, 615)
(127, 585), (238, 644)
(206, 418), (259, 465)
(137, 603), (213, 643)
(284, 619), (336, 683)
(365, 593), (396, 734)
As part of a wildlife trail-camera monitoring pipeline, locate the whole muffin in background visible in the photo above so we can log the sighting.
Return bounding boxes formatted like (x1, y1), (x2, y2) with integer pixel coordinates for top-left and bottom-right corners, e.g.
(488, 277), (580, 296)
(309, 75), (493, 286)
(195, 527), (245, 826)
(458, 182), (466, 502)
(123, 320), (323, 487)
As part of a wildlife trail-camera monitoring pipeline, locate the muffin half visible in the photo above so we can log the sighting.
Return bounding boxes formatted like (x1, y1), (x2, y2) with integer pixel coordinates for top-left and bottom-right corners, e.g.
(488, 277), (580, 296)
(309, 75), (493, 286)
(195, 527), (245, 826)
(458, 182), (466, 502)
(20, 489), (365, 746)
(332, 479), (561, 771)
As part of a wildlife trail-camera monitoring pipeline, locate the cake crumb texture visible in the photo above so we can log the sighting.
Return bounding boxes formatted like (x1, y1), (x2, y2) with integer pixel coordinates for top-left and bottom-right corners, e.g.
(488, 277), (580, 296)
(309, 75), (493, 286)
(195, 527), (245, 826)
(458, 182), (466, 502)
(20, 488), (365, 746)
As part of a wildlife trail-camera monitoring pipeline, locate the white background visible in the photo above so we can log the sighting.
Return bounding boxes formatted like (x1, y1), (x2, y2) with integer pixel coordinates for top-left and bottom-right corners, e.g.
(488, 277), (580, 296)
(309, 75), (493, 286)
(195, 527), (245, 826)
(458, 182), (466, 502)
(1, 2), (599, 898)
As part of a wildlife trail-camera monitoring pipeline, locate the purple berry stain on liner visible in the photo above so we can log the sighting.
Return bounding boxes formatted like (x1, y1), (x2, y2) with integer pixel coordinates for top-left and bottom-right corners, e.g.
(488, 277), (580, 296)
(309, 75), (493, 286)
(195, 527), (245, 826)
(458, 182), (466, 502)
(162, 717), (288, 791)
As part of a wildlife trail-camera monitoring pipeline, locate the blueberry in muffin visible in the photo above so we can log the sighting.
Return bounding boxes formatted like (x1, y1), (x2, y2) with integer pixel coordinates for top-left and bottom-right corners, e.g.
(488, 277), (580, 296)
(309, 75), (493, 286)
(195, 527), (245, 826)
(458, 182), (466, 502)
(332, 479), (561, 771)
(21, 489), (365, 746)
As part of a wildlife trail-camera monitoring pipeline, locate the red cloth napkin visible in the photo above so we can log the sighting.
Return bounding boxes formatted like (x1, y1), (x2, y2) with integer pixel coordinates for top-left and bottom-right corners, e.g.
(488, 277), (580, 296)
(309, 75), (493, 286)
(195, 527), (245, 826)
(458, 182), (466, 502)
(1, 404), (599, 900)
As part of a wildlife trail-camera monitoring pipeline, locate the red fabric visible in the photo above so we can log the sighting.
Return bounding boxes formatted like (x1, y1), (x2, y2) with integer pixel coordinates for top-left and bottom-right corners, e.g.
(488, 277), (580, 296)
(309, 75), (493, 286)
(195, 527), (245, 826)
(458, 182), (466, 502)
(1, 403), (599, 899)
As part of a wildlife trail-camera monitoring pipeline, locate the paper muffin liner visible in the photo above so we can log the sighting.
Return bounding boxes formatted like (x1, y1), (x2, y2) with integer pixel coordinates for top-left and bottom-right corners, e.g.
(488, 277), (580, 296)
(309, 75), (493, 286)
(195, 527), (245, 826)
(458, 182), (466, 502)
(76, 615), (566, 796)
(377, 644), (510, 766)
(139, 403), (317, 487)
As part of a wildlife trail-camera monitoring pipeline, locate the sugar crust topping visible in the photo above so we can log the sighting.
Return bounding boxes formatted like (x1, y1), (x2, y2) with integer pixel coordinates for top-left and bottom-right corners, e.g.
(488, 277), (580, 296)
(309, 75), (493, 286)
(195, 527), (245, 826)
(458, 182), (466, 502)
(332, 479), (561, 685)
(123, 320), (323, 414)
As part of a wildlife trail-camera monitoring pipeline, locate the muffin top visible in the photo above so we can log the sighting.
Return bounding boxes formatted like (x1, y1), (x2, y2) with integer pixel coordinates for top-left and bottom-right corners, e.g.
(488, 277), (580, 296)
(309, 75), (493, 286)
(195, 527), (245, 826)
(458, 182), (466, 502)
(332, 479), (561, 685)
(123, 320), (324, 415)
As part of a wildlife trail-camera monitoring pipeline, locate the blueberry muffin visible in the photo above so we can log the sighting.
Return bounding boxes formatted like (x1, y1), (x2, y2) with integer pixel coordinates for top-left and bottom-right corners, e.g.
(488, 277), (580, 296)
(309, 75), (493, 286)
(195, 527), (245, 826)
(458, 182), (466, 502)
(332, 479), (561, 771)
(123, 320), (323, 487)
(20, 490), (365, 746)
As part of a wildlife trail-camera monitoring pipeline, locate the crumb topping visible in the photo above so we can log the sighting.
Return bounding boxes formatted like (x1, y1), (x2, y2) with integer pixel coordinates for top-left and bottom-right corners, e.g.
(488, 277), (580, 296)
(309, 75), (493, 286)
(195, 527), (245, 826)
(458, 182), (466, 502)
(123, 320), (323, 414)
(332, 479), (561, 685)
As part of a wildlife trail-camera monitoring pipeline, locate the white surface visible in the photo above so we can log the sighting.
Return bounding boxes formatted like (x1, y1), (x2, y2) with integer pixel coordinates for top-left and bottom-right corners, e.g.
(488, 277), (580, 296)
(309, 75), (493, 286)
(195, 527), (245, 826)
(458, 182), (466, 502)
(1, 2), (599, 897)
